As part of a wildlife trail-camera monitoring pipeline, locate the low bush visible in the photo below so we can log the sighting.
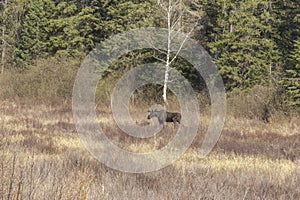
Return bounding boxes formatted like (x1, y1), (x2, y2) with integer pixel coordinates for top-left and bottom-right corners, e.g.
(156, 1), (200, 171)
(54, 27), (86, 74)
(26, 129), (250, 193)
(0, 53), (81, 101)
(226, 85), (290, 122)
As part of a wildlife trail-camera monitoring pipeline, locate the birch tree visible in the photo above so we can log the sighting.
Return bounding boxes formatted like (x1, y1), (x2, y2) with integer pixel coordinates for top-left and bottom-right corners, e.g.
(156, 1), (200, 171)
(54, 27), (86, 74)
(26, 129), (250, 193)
(156, 0), (201, 105)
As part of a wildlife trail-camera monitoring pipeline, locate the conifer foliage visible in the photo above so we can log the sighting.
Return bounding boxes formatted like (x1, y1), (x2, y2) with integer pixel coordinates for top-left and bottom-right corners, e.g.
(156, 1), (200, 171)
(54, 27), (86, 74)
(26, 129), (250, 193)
(206, 0), (281, 90)
(0, 0), (299, 109)
(281, 38), (300, 108)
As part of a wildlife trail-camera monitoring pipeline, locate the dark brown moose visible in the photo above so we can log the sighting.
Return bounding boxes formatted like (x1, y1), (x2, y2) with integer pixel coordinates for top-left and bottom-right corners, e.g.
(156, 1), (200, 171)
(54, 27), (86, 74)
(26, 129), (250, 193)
(147, 109), (181, 126)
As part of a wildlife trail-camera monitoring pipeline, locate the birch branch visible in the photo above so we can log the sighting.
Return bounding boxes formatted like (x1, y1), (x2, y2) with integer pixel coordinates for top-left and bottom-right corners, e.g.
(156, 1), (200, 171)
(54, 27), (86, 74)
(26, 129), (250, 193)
(169, 22), (198, 65)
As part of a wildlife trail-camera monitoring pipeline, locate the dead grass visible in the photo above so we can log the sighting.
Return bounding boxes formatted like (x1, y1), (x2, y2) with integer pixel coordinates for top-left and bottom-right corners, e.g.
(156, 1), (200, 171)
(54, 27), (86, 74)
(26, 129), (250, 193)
(0, 100), (299, 199)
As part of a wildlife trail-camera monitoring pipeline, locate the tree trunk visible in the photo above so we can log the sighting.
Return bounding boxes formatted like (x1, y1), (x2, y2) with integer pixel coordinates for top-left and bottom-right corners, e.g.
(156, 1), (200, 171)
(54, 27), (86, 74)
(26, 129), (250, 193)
(162, 0), (172, 105)
(1, 0), (8, 74)
(1, 31), (6, 74)
(160, 0), (198, 105)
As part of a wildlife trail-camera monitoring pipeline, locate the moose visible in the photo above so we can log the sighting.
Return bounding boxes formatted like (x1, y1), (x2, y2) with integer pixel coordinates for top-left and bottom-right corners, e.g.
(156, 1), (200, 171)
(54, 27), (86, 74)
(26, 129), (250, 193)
(147, 109), (181, 126)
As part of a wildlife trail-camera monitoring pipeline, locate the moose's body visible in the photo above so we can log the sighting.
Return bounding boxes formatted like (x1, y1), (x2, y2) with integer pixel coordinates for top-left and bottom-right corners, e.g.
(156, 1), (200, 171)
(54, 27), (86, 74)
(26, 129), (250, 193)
(147, 109), (181, 126)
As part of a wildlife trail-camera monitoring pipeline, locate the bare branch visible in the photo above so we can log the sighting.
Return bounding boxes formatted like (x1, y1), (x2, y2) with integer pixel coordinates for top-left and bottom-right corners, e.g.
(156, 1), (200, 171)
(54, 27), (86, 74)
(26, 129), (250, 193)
(169, 22), (198, 65)
(153, 55), (167, 64)
(171, 10), (186, 30)
(171, 26), (184, 40)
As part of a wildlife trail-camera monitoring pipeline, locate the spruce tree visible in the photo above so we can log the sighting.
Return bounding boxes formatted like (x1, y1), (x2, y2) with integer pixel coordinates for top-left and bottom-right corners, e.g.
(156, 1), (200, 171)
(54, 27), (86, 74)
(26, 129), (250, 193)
(275, 0), (299, 109)
(16, 0), (156, 65)
(206, 0), (281, 90)
(1, 0), (25, 70)
(48, 0), (104, 55)
(16, 0), (53, 65)
(281, 38), (300, 108)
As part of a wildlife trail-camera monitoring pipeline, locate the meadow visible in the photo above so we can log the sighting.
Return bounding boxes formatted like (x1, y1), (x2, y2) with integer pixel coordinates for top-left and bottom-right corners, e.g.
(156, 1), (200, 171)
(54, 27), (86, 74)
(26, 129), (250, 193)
(0, 100), (299, 200)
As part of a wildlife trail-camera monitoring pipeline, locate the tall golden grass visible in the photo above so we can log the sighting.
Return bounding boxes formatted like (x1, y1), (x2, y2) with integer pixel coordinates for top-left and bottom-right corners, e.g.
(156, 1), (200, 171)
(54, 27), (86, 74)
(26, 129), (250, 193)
(0, 100), (299, 199)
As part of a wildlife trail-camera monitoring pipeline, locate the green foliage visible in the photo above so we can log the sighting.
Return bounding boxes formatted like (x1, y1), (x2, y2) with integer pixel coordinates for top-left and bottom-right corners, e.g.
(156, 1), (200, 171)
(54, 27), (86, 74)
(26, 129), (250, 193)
(0, 0), (25, 69)
(281, 38), (300, 108)
(206, 0), (281, 90)
(0, 0), (299, 112)
(48, 0), (103, 55)
(15, 0), (156, 65)
(16, 0), (54, 65)
(275, 0), (300, 109)
(104, 0), (155, 34)
(274, 0), (300, 56)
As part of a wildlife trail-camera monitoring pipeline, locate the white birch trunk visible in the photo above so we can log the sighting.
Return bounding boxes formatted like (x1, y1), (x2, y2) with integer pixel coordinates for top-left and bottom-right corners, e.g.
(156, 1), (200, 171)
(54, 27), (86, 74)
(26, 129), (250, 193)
(162, 0), (172, 105)
(159, 0), (199, 105)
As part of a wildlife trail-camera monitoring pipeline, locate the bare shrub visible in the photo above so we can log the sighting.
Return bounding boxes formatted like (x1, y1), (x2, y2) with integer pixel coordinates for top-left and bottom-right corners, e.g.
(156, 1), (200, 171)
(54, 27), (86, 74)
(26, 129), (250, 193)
(0, 53), (81, 102)
(228, 85), (280, 122)
(0, 96), (299, 200)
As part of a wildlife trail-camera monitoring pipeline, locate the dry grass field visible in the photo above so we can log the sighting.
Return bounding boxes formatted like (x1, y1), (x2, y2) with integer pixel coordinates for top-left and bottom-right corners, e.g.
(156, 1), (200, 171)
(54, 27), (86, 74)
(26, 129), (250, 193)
(0, 100), (299, 199)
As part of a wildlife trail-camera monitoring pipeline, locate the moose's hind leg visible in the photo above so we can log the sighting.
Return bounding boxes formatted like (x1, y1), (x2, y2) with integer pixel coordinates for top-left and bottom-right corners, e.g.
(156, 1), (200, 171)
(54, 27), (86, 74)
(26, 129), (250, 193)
(171, 118), (178, 129)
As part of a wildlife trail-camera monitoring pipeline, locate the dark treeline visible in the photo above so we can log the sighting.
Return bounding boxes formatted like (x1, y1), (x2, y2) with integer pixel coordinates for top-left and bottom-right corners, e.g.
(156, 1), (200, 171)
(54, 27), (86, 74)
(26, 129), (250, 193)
(0, 0), (299, 110)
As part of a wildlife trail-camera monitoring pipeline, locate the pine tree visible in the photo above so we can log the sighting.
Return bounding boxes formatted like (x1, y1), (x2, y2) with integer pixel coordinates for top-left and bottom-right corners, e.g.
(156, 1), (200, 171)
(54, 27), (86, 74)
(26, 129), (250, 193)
(273, 0), (299, 109)
(274, 0), (299, 57)
(103, 0), (155, 34)
(47, 0), (104, 55)
(15, 0), (156, 65)
(206, 0), (281, 90)
(281, 38), (300, 108)
(1, 0), (25, 71)
(16, 0), (54, 65)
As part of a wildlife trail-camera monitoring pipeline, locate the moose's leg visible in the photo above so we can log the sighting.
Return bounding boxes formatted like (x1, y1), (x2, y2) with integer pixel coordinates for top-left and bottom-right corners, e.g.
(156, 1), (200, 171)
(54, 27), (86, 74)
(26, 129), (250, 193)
(171, 117), (178, 129)
(172, 116), (180, 124)
(158, 118), (165, 129)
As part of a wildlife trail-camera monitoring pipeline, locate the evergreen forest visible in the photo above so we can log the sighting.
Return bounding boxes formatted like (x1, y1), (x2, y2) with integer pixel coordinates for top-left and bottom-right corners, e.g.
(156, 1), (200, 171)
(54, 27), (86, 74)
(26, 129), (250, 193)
(0, 0), (299, 113)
